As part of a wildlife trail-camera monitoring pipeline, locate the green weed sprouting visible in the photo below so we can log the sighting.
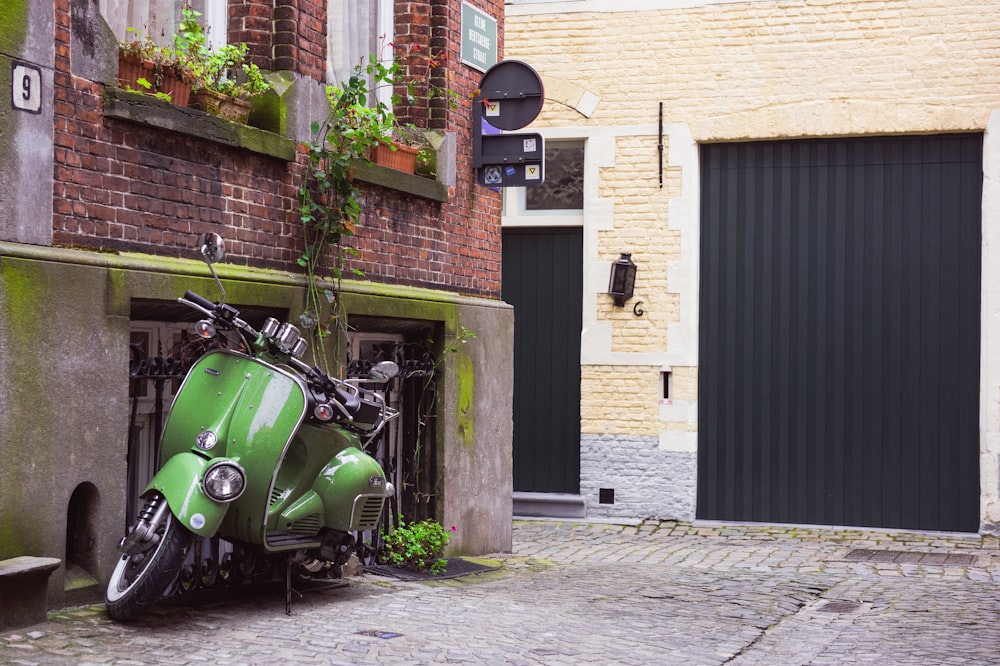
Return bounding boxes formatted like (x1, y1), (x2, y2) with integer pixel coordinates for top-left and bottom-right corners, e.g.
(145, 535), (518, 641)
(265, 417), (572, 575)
(380, 517), (454, 574)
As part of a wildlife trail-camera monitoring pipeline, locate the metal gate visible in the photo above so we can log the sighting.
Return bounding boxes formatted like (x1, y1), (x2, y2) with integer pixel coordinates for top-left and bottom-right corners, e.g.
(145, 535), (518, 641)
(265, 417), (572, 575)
(698, 134), (982, 532)
(502, 227), (583, 493)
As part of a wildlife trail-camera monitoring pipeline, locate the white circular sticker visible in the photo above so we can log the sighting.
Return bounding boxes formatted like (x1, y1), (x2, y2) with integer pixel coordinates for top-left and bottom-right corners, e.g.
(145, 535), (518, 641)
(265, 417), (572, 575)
(190, 513), (206, 529)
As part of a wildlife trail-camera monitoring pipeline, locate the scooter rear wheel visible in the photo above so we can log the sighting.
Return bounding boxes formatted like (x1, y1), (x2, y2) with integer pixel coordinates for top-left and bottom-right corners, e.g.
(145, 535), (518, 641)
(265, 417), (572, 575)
(106, 494), (193, 622)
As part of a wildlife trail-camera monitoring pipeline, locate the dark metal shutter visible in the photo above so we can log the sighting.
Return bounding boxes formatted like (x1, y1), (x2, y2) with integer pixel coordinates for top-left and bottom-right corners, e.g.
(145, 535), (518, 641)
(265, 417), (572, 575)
(698, 134), (982, 532)
(503, 227), (583, 493)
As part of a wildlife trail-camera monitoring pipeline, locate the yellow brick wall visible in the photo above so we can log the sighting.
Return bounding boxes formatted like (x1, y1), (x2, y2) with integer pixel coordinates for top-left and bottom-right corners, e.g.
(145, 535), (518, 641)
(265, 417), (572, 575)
(581, 364), (662, 436)
(507, 0), (1000, 140)
(597, 136), (683, 354)
(509, 0), (1000, 443)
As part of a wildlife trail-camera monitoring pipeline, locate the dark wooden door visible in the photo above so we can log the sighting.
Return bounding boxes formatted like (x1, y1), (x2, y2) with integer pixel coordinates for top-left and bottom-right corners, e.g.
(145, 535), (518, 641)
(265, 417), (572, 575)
(503, 227), (583, 493)
(698, 134), (982, 532)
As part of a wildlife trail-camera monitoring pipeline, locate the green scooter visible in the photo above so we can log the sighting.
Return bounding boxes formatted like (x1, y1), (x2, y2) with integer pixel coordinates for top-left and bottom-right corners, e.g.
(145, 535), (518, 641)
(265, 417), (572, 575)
(106, 233), (399, 621)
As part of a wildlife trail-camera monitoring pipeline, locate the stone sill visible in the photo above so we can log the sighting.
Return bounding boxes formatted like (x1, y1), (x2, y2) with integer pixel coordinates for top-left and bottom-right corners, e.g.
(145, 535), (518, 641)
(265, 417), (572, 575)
(102, 88), (448, 203)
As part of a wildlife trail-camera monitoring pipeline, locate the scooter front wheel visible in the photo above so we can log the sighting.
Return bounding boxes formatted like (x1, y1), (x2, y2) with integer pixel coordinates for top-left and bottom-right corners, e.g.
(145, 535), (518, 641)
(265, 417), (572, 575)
(106, 494), (193, 622)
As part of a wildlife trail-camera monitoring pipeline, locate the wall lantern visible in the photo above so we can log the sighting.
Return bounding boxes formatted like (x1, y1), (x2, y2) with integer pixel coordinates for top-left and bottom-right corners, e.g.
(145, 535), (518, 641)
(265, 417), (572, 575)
(608, 253), (637, 307)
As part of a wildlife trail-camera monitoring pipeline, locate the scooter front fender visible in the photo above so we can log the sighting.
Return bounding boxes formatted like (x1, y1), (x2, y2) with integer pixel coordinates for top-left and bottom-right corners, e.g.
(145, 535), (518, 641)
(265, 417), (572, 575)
(145, 453), (229, 538)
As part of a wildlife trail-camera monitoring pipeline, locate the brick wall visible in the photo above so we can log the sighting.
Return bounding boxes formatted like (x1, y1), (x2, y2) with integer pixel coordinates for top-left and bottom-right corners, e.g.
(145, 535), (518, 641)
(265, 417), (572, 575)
(229, 0), (272, 67)
(52, 0), (505, 299)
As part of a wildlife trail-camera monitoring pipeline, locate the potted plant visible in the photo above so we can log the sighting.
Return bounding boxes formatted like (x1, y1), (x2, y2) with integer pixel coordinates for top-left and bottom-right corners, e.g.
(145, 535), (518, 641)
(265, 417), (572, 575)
(175, 8), (272, 123)
(370, 124), (426, 174)
(117, 28), (193, 105)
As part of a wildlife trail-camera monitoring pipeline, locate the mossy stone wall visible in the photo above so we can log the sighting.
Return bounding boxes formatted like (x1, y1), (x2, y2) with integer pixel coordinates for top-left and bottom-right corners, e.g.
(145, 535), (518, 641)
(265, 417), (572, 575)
(0, 0), (54, 245)
(0, 246), (513, 607)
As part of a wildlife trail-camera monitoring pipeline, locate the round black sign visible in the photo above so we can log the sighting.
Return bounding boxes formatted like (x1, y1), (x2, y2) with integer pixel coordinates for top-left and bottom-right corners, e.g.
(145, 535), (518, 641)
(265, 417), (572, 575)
(477, 60), (544, 131)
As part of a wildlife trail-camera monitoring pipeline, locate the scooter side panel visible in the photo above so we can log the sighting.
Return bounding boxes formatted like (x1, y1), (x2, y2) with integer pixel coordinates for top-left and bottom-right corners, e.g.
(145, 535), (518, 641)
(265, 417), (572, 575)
(311, 447), (391, 531)
(262, 425), (362, 539)
(145, 453), (227, 537)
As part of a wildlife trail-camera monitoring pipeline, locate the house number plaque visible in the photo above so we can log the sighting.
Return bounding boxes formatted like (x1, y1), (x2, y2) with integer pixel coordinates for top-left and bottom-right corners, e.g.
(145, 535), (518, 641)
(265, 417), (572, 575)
(11, 61), (42, 114)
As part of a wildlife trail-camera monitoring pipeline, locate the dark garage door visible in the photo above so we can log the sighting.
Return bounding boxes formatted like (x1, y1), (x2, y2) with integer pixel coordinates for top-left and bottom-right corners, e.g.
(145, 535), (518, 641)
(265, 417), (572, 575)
(698, 134), (982, 532)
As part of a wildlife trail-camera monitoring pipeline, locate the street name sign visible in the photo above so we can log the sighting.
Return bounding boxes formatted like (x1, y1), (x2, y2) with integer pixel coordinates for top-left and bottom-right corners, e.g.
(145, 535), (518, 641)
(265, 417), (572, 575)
(460, 3), (498, 73)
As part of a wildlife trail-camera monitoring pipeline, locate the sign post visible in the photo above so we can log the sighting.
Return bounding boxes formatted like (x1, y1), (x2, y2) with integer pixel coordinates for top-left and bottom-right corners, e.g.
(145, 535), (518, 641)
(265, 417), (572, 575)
(472, 61), (545, 188)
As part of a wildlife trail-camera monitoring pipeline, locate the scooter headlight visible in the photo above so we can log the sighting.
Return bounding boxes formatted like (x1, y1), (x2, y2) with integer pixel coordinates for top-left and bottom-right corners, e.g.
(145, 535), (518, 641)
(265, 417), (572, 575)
(202, 461), (246, 502)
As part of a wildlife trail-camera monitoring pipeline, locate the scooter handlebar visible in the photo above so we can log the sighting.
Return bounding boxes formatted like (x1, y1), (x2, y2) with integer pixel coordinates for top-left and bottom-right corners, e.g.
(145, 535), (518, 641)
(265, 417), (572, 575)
(179, 292), (257, 338)
(184, 290), (216, 311)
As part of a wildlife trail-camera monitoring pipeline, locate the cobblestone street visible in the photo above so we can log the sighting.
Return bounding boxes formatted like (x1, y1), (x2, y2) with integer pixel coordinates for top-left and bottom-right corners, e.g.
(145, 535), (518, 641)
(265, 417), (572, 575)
(2, 519), (999, 665)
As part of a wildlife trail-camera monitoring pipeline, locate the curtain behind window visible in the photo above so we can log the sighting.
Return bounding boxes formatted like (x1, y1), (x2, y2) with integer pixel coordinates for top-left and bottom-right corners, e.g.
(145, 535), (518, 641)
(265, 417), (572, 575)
(327, 0), (393, 103)
(100, 0), (226, 50)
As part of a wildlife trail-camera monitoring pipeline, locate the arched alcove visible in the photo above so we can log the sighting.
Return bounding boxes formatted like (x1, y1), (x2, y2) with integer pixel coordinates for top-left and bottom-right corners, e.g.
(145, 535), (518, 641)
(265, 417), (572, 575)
(64, 482), (101, 590)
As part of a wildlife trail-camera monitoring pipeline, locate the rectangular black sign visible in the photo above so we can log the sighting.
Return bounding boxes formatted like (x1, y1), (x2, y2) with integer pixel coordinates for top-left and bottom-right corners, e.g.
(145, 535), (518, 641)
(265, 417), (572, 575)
(477, 161), (544, 187)
(476, 133), (544, 167)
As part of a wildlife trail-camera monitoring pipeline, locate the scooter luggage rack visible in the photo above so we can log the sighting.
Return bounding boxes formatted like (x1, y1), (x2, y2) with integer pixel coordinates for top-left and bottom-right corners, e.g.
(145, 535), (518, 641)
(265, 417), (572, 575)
(344, 389), (399, 436)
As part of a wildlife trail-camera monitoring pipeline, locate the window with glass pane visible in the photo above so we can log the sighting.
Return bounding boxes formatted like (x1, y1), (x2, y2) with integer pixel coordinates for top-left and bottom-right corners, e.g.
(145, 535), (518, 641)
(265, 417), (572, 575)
(526, 141), (584, 211)
(328, 0), (393, 100)
(99, 0), (226, 50)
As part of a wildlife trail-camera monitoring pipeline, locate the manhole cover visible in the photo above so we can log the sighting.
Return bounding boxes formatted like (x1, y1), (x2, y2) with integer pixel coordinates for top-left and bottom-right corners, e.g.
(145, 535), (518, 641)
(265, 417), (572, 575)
(356, 630), (403, 639)
(818, 600), (864, 613)
(843, 549), (975, 566)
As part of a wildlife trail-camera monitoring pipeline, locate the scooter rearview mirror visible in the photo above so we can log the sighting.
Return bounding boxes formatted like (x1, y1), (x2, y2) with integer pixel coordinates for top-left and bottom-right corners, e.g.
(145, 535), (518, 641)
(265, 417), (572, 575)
(195, 233), (228, 305)
(368, 361), (400, 382)
(197, 233), (225, 264)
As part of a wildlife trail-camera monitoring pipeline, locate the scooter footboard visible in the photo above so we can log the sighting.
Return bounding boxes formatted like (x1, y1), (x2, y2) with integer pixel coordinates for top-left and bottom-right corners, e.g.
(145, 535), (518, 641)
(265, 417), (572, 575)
(145, 453), (230, 538)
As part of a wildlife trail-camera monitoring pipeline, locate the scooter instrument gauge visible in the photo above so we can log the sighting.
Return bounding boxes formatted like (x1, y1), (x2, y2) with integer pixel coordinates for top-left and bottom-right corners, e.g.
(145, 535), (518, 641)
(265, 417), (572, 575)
(274, 322), (302, 354)
(195, 319), (216, 339)
(314, 403), (335, 422)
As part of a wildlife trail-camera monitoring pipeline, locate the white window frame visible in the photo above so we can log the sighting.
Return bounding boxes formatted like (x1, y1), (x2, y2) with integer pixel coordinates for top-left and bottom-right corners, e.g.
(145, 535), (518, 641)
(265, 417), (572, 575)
(503, 138), (585, 228)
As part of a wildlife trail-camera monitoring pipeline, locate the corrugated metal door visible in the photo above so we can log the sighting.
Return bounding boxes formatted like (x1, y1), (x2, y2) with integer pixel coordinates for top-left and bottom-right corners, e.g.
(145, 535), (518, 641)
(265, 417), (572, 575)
(503, 227), (582, 493)
(698, 134), (982, 532)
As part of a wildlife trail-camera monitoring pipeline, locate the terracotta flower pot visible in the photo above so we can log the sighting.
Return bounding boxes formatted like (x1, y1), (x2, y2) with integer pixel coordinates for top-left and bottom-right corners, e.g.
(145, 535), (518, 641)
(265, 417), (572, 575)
(117, 53), (192, 106)
(370, 141), (419, 174)
(117, 54), (153, 90)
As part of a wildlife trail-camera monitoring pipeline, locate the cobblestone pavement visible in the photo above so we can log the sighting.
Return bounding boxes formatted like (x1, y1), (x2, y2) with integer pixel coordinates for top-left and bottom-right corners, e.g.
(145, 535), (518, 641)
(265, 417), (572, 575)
(3, 519), (1000, 665)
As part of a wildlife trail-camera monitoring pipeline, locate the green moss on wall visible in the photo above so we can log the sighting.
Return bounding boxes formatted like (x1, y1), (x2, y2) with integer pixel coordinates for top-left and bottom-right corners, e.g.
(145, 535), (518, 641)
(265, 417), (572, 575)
(0, 0), (29, 54)
(0, 261), (50, 559)
(456, 349), (475, 449)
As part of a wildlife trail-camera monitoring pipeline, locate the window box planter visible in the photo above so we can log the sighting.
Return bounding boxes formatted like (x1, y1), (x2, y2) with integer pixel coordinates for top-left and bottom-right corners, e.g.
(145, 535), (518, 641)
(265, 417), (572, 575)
(370, 141), (419, 174)
(117, 53), (192, 107)
(189, 89), (252, 124)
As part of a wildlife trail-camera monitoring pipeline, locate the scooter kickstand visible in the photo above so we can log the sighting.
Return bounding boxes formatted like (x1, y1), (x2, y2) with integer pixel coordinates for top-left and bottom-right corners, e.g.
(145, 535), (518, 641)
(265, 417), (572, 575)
(284, 556), (302, 615)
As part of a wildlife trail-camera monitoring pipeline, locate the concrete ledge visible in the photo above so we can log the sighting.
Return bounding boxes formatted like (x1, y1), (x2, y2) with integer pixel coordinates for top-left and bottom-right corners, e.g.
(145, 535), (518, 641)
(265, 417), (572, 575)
(513, 492), (587, 519)
(103, 88), (297, 161)
(0, 556), (61, 630)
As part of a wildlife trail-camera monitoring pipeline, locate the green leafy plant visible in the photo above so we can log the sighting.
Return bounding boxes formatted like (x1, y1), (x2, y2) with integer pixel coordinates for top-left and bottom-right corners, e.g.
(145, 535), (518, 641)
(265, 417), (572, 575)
(129, 77), (174, 102)
(380, 518), (453, 574)
(296, 50), (403, 370)
(296, 42), (460, 370)
(118, 27), (193, 94)
(175, 7), (271, 100)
